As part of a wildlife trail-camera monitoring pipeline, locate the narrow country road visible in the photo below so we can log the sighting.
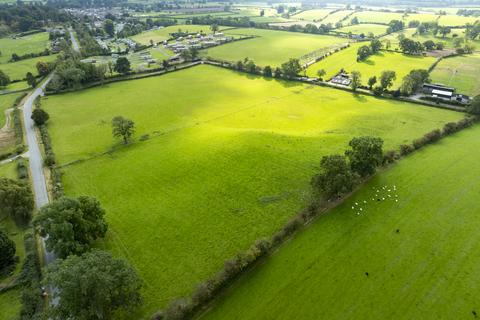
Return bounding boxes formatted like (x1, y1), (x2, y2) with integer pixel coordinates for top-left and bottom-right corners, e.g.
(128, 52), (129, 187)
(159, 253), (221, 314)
(68, 27), (80, 52)
(22, 76), (56, 264)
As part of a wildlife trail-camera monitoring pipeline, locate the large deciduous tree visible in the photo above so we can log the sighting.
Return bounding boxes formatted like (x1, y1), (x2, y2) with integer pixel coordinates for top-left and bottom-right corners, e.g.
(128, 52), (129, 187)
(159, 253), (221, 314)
(34, 196), (108, 258)
(379, 70), (396, 91)
(0, 70), (10, 87)
(112, 116), (135, 144)
(350, 71), (361, 91)
(45, 250), (142, 320)
(31, 108), (50, 126)
(280, 58), (302, 79)
(345, 136), (384, 177)
(0, 178), (34, 226)
(311, 155), (358, 199)
(114, 57), (131, 74)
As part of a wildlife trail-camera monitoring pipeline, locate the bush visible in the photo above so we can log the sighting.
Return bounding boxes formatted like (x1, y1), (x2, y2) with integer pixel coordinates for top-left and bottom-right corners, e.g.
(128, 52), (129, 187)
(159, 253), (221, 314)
(424, 129), (443, 143)
(399, 144), (414, 156)
(163, 298), (192, 320)
(383, 150), (399, 164)
(442, 122), (458, 135)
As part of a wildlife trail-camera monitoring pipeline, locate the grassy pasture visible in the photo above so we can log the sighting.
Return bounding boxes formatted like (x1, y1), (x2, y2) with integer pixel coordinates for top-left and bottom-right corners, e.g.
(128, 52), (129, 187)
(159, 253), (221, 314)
(202, 28), (348, 66)
(430, 53), (480, 96)
(437, 14), (479, 26)
(380, 28), (480, 50)
(0, 161), (16, 179)
(0, 32), (50, 64)
(306, 45), (436, 88)
(43, 65), (462, 318)
(131, 24), (226, 45)
(0, 288), (22, 320)
(0, 54), (57, 81)
(291, 9), (333, 21)
(321, 10), (354, 25)
(336, 23), (389, 36)
(350, 11), (404, 24)
(202, 124), (480, 320)
(0, 93), (20, 127)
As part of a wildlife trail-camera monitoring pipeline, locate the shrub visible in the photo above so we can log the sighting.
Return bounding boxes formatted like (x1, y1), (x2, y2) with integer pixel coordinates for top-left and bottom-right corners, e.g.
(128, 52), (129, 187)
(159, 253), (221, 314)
(442, 122), (458, 135)
(163, 298), (192, 320)
(424, 129), (443, 143)
(399, 144), (414, 156)
(383, 150), (399, 164)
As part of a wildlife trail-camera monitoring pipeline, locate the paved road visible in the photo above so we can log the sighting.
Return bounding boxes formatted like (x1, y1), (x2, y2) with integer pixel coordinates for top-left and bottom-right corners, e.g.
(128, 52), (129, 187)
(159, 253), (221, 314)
(22, 76), (56, 264)
(68, 27), (80, 52)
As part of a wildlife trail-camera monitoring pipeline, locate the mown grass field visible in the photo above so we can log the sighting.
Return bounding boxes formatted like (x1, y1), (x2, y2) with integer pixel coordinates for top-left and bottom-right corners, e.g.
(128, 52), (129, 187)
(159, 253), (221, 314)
(0, 54), (57, 81)
(0, 32), (50, 64)
(291, 9), (333, 21)
(307, 46), (436, 88)
(42, 65), (462, 318)
(430, 53), (480, 96)
(131, 24), (227, 45)
(202, 28), (348, 66)
(202, 124), (480, 320)
(336, 23), (389, 36)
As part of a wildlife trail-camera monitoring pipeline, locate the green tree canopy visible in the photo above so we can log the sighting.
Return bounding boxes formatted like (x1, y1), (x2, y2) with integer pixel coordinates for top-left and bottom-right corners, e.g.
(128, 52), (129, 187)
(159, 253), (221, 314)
(312, 155), (358, 199)
(345, 136), (384, 177)
(467, 95), (480, 115)
(114, 57), (131, 75)
(280, 58), (302, 79)
(0, 178), (34, 226)
(34, 196), (108, 258)
(45, 250), (142, 320)
(0, 70), (10, 87)
(31, 108), (50, 126)
(0, 229), (16, 272)
(379, 70), (396, 91)
(112, 116), (135, 144)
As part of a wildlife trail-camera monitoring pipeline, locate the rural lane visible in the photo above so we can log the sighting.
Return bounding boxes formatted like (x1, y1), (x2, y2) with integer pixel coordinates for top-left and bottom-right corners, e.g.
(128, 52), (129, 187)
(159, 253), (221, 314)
(22, 76), (56, 264)
(68, 27), (80, 52)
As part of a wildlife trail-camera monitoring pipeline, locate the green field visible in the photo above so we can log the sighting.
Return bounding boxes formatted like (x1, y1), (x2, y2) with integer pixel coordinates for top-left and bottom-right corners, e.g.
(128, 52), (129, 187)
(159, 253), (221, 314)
(42, 64), (462, 318)
(437, 14), (479, 26)
(0, 161), (16, 179)
(201, 28), (348, 66)
(350, 11), (405, 24)
(336, 23), (389, 36)
(307, 45), (436, 87)
(380, 28), (480, 50)
(0, 32), (50, 64)
(430, 53), (480, 96)
(0, 93), (20, 127)
(0, 54), (57, 81)
(202, 124), (480, 320)
(320, 10), (354, 25)
(291, 9), (333, 21)
(349, 11), (479, 26)
(0, 288), (22, 320)
(131, 24), (227, 45)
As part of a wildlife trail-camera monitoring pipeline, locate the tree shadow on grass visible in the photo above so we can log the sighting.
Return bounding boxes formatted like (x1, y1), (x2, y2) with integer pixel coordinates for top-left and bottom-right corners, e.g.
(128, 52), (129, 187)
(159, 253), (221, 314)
(353, 93), (367, 103)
